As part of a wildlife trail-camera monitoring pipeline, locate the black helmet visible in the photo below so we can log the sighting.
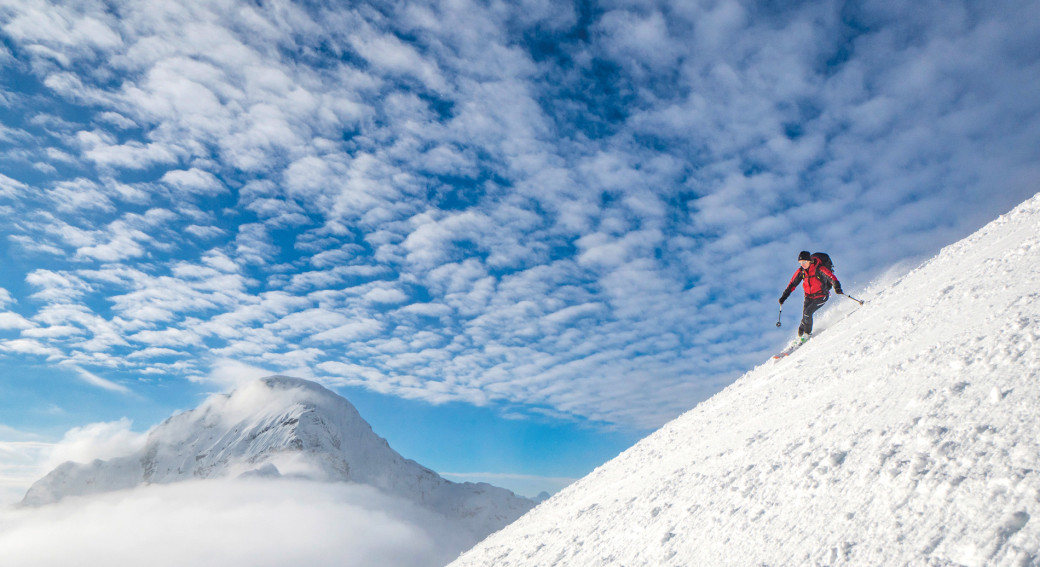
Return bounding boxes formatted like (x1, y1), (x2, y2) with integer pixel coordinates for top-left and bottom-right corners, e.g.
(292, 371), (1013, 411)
(798, 251), (812, 261)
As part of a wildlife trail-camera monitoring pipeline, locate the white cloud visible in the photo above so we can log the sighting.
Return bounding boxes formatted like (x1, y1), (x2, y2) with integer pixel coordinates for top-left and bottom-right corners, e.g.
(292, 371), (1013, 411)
(307, 247), (361, 269)
(0, 173), (28, 197)
(401, 211), (491, 269)
(310, 319), (384, 344)
(541, 302), (606, 328)
(25, 270), (92, 303)
(397, 302), (452, 318)
(47, 178), (115, 213)
(0, 338), (63, 359)
(245, 197), (309, 226)
(0, 436), (51, 507)
(184, 224), (226, 239)
(233, 223), (279, 265)
(364, 287), (409, 305)
(21, 325), (82, 339)
(0, 0), (122, 51)
(39, 417), (145, 471)
(0, 312), (35, 330)
(0, 122), (31, 144)
(201, 250), (240, 272)
(96, 111), (138, 129)
(286, 269), (348, 292)
(203, 358), (276, 390)
(74, 226), (150, 262)
(0, 480), (475, 567)
(125, 347), (183, 359)
(266, 308), (351, 337)
(594, 7), (682, 74)
(317, 360), (387, 384)
(349, 25), (449, 93)
(29, 303), (123, 351)
(282, 154), (396, 222)
(575, 230), (665, 270)
(128, 328), (202, 348)
(69, 366), (132, 394)
(260, 348), (325, 370)
(160, 167), (226, 196)
(76, 129), (180, 170)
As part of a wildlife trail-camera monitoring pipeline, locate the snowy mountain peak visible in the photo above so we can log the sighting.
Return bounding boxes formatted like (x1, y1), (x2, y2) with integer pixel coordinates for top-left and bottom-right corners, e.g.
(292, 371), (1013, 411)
(450, 192), (1040, 566)
(23, 376), (535, 539)
(133, 375), (380, 485)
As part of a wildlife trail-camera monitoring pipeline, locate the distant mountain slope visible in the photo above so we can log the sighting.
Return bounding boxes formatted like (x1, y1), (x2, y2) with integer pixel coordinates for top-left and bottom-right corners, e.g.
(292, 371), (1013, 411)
(23, 376), (534, 539)
(451, 192), (1040, 566)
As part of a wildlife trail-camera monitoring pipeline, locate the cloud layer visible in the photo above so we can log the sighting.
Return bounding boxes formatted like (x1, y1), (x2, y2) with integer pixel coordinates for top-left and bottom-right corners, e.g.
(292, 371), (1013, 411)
(0, 0), (1037, 429)
(0, 480), (474, 567)
(0, 420), (146, 507)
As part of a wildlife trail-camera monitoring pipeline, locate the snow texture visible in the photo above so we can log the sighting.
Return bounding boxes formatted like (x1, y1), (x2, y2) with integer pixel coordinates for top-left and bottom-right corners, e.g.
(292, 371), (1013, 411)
(451, 192), (1040, 567)
(22, 376), (534, 540)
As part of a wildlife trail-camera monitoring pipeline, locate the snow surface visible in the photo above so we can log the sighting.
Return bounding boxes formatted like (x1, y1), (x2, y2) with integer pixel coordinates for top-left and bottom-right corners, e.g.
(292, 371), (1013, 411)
(450, 192), (1040, 567)
(21, 376), (534, 541)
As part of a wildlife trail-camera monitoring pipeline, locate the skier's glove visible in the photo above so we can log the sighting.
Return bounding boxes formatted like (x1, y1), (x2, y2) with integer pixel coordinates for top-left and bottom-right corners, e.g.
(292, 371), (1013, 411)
(778, 292), (789, 305)
(835, 285), (844, 295)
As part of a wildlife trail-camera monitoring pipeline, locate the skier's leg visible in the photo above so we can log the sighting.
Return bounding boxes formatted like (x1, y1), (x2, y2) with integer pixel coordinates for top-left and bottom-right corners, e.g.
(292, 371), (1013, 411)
(801, 296), (827, 335)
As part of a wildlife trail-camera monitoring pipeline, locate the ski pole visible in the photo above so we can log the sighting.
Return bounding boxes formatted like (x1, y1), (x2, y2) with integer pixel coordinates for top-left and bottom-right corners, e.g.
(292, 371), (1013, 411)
(843, 294), (865, 305)
(776, 306), (783, 327)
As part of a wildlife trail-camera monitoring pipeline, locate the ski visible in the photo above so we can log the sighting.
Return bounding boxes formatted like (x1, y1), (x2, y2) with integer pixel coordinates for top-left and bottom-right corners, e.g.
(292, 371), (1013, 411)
(772, 338), (808, 359)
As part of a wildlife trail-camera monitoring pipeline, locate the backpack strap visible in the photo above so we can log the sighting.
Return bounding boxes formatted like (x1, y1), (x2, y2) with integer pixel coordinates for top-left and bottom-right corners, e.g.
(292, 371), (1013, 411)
(814, 261), (833, 292)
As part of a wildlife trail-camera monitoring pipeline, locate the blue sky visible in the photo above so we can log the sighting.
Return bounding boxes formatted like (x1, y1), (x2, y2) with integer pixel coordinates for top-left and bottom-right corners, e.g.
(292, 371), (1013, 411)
(0, 0), (1038, 500)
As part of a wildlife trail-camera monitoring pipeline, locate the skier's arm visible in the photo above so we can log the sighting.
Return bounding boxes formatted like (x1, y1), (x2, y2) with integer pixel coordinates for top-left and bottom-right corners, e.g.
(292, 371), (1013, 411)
(779, 270), (803, 304)
(819, 265), (843, 294)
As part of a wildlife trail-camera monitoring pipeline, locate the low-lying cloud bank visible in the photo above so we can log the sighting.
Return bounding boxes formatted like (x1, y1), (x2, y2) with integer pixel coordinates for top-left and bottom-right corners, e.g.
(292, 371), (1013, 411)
(0, 479), (475, 567)
(0, 419), (148, 508)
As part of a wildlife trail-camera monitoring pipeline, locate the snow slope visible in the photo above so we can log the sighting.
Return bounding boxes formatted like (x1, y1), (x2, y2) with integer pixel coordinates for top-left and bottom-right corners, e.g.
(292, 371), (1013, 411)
(451, 192), (1040, 567)
(22, 376), (534, 540)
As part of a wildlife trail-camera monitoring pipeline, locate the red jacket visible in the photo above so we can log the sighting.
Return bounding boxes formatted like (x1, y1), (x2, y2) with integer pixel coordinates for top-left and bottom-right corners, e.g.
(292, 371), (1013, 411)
(783, 258), (841, 300)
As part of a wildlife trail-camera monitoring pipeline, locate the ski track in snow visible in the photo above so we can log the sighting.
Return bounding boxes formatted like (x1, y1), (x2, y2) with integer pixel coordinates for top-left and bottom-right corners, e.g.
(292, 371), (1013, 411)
(450, 192), (1040, 566)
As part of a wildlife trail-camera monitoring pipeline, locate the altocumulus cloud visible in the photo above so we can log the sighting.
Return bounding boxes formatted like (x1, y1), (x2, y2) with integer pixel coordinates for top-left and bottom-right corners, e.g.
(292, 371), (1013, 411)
(0, 0), (1037, 431)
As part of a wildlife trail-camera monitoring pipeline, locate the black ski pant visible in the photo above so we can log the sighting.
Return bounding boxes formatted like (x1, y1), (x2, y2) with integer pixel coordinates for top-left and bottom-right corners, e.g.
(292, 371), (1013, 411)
(799, 295), (828, 336)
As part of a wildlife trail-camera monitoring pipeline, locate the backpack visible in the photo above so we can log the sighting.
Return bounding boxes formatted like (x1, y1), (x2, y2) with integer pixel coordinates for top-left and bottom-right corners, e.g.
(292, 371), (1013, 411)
(810, 252), (835, 291)
(811, 252), (834, 272)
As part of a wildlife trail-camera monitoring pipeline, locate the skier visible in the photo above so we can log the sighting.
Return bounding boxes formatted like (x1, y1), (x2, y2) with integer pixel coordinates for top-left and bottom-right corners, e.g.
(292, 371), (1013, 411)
(779, 251), (843, 343)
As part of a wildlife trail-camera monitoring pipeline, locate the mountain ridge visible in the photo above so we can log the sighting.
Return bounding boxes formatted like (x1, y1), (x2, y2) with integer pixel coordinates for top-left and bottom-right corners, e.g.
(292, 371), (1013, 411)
(23, 375), (535, 539)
